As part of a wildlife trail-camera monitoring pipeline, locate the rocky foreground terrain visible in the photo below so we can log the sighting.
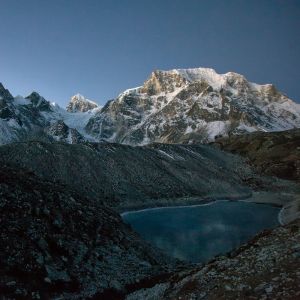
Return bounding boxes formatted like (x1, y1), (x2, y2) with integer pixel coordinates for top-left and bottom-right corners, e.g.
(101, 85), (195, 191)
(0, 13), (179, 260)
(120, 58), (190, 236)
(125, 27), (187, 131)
(0, 166), (175, 299)
(127, 219), (300, 300)
(0, 135), (299, 298)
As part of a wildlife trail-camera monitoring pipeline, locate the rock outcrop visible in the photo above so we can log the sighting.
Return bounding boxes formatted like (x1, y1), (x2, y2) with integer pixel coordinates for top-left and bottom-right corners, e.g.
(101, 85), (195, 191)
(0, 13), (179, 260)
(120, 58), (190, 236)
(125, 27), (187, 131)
(0, 84), (101, 144)
(1, 67), (300, 146)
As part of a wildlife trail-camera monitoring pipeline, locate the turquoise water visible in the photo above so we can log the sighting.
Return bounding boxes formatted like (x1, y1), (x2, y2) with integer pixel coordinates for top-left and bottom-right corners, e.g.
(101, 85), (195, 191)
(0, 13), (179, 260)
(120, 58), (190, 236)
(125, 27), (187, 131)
(122, 201), (280, 263)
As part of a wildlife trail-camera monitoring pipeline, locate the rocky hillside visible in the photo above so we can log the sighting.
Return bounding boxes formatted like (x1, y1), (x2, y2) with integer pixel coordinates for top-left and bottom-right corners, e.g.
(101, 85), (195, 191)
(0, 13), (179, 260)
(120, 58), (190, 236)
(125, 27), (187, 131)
(0, 141), (254, 210)
(213, 128), (300, 182)
(0, 141), (298, 212)
(0, 166), (175, 299)
(86, 68), (300, 145)
(126, 219), (300, 300)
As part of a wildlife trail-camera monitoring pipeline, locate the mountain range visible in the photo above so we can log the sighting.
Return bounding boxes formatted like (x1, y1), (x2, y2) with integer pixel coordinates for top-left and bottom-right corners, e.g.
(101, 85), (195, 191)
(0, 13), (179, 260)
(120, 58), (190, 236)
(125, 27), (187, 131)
(1, 67), (299, 145)
(1, 68), (300, 298)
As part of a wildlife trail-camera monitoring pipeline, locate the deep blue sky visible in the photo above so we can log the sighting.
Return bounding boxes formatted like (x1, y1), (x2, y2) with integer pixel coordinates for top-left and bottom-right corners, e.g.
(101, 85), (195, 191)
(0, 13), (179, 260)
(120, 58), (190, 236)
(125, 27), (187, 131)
(0, 0), (299, 106)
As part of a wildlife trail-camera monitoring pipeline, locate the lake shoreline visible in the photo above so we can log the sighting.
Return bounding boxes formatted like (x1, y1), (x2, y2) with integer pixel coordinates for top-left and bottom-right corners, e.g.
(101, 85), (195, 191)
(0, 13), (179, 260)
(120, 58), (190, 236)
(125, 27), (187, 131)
(117, 193), (252, 214)
(122, 200), (281, 263)
(118, 191), (300, 225)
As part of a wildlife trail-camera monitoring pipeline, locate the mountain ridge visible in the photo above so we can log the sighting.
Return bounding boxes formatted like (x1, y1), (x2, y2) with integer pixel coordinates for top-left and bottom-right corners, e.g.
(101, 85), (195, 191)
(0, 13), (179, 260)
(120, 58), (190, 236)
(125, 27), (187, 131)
(86, 67), (300, 144)
(0, 67), (299, 145)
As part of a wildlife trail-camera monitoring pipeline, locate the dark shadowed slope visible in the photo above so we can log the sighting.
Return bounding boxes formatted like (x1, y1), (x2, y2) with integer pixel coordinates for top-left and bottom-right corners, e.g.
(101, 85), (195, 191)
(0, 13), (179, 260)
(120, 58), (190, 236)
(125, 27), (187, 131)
(212, 129), (300, 182)
(0, 141), (298, 211)
(0, 141), (254, 210)
(0, 166), (174, 299)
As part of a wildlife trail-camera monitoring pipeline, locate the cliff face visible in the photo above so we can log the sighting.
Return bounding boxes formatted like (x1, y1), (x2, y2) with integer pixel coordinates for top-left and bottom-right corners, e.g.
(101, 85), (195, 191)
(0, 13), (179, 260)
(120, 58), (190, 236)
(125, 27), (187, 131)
(0, 85), (101, 145)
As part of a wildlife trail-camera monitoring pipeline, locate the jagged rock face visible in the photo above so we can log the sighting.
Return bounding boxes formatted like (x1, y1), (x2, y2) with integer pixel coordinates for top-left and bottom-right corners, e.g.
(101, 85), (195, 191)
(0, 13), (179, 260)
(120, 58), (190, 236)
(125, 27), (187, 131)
(0, 83), (14, 102)
(46, 120), (85, 144)
(0, 84), (100, 145)
(0, 166), (174, 299)
(1, 66), (300, 146)
(26, 92), (52, 111)
(0, 88), (58, 144)
(140, 70), (188, 95)
(66, 94), (98, 113)
(0, 83), (18, 121)
(86, 68), (300, 145)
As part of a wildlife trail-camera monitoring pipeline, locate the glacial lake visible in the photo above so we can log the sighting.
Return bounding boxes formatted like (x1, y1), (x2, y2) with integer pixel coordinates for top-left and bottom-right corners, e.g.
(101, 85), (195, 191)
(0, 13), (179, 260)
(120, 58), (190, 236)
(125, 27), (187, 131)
(122, 201), (280, 263)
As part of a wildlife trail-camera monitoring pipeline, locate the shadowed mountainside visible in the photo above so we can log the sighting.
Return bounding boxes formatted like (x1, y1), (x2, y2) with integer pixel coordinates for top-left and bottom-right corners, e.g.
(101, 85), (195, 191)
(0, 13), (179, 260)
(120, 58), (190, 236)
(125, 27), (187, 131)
(0, 141), (258, 211)
(212, 129), (300, 182)
(0, 166), (175, 299)
(0, 141), (298, 211)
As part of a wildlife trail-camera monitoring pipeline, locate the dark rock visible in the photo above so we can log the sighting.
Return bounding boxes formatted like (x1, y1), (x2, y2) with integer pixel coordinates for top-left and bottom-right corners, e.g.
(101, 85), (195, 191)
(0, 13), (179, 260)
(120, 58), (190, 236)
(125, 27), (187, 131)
(212, 129), (300, 182)
(0, 166), (174, 298)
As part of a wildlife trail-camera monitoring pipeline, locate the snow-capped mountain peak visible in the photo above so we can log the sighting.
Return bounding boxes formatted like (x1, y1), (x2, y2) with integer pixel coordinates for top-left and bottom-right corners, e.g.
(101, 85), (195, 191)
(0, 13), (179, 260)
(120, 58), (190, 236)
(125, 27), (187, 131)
(173, 67), (226, 88)
(86, 67), (300, 145)
(0, 66), (299, 146)
(0, 84), (101, 144)
(67, 94), (99, 113)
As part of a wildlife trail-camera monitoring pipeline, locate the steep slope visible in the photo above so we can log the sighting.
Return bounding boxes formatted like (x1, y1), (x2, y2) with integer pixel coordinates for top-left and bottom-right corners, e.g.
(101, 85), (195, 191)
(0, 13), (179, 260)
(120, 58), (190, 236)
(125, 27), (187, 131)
(0, 141), (252, 210)
(86, 68), (300, 145)
(0, 166), (174, 299)
(0, 85), (52, 143)
(212, 128), (300, 182)
(0, 141), (298, 211)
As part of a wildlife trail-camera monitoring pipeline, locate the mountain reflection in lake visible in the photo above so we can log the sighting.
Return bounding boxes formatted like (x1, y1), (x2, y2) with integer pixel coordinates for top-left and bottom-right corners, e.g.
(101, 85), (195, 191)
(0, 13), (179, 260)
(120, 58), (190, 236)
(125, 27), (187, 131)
(122, 201), (280, 263)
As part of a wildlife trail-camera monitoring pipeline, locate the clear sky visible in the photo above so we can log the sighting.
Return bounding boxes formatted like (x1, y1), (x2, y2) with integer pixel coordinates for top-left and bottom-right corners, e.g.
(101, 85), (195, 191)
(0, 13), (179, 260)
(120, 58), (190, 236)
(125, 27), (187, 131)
(0, 0), (299, 107)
